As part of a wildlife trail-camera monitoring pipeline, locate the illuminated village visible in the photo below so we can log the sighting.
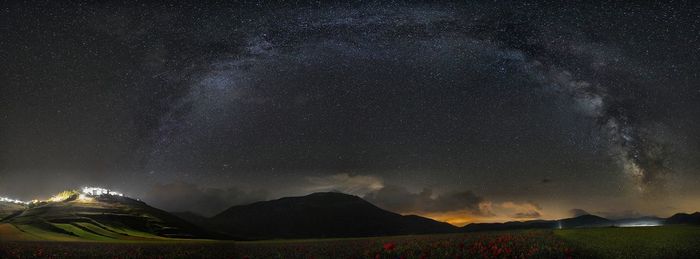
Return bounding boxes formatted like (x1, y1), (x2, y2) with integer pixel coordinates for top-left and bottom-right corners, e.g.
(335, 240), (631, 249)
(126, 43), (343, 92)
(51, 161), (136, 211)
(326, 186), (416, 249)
(81, 187), (124, 197)
(1, 187), (127, 205)
(0, 196), (28, 205)
(76, 187), (125, 202)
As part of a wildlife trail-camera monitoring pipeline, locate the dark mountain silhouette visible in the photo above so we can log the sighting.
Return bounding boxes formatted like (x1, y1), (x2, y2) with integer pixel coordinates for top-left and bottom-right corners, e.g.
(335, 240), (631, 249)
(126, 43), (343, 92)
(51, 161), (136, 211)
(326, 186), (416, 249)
(210, 192), (457, 239)
(172, 211), (211, 228)
(561, 214), (613, 228)
(665, 212), (700, 225)
(1, 192), (220, 240)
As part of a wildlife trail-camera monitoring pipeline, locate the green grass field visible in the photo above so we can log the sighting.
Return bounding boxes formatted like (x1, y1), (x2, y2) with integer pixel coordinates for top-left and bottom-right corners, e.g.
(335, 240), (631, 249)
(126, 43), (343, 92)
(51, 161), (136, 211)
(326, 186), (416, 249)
(555, 225), (700, 258)
(2, 224), (700, 258)
(0, 222), (191, 243)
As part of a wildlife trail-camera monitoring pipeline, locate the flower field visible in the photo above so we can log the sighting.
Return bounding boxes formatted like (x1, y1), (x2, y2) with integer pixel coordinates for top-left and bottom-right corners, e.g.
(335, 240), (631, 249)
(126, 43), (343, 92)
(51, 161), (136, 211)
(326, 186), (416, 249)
(2, 226), (700, 258)
(236, 230), (573, 259)
(0, 242), (238, 259)
(0, 230), (573, 258)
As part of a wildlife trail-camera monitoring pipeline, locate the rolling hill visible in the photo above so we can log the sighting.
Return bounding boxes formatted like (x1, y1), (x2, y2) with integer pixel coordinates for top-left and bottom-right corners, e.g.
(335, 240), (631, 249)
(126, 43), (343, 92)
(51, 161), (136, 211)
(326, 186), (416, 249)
(560, 214), (613, 228)
(0, 201), (26, 220)
(4, 189), (698, 241)
(0, 191), (218, 241)
(462, 214), (613, 232)
(210, 192), (458, 239)
(665, 212), (700, 225)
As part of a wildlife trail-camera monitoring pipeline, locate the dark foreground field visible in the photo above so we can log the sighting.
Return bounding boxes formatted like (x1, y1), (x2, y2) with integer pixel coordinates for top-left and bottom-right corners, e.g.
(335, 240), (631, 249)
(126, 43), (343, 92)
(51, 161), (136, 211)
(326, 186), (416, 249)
(1, 226), (699, 258)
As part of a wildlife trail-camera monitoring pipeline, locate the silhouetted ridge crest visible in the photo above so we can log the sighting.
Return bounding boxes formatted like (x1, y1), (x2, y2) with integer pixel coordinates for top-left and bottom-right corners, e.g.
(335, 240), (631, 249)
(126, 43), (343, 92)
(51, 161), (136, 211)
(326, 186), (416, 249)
(211, 192), (457, 239)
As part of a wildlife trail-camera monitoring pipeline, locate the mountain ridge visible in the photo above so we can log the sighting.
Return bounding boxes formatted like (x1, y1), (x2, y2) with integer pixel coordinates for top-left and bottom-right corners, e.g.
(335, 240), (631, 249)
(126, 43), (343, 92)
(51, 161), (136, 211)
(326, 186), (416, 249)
(209, 192), (458, 239)
(3, 190), (699, 241)
(665, 212), (700, 225)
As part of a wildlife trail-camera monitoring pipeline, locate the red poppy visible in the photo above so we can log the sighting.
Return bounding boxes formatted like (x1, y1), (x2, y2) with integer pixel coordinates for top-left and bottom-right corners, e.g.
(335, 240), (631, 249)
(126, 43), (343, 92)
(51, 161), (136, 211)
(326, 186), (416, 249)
(383, 242), (396, 251)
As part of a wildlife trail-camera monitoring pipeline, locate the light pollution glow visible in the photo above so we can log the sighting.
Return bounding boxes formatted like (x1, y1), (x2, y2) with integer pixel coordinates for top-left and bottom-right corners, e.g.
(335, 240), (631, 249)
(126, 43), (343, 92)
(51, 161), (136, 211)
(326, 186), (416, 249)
(0, 196), (28, 205)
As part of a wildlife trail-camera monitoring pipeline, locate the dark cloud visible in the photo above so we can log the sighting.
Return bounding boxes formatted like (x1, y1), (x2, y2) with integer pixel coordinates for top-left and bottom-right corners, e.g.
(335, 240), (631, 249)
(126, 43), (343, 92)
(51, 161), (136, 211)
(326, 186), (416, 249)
(512, 211), (542, 219)
(304, 173), (384, 196)
(595, 210), (645, 220)
(569, 209), (591, 217)
(364, 185), (485, 215)
(500, 201), (542, 219)
(144, 182), (268, 216)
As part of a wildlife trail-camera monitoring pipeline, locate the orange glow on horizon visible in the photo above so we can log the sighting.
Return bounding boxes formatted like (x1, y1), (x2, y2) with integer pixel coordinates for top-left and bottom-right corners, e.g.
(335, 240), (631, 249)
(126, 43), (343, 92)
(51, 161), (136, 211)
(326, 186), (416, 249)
(403, 208), (569, 227)
(403, 210), (495, 227)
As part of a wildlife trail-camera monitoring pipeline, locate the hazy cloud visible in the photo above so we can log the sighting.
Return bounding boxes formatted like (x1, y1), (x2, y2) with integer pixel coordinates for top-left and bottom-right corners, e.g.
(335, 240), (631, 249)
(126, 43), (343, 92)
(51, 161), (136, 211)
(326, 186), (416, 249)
(512, 211), (542, 219)
(501, 201), (543, 219)
(595, 209), (645, 219)
(364, 185), (485, 215)
(569, 208), (591, 217)
(305, 173), (384, 196)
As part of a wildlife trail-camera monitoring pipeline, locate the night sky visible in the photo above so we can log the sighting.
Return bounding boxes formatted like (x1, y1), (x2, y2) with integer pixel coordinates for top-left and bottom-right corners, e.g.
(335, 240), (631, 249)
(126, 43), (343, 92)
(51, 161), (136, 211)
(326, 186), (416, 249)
(2, 1), (699, 225)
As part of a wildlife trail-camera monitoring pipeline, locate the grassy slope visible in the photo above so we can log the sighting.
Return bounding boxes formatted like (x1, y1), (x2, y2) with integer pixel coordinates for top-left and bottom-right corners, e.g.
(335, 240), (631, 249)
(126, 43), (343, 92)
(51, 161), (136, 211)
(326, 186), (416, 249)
(1, 197), (214, 242)
(0, 222), (203, 243)
(555, 225), (700, 259)
(2, 221), (195, 242)
(0, 223), (82, 242)
(0, 202), (26, 219)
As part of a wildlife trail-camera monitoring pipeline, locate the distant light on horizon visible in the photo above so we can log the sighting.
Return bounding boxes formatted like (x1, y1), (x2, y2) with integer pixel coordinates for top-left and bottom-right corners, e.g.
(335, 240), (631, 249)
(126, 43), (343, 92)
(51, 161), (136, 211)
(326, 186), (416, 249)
(78, 194), (94, 202)
(0, 196), (28, 205)
(617, 221), (663, 227)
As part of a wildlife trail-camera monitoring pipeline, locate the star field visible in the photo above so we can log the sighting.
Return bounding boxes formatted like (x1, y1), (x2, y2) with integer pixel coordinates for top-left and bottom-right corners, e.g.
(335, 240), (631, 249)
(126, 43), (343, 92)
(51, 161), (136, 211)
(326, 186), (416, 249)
(1, 1), (699, 223)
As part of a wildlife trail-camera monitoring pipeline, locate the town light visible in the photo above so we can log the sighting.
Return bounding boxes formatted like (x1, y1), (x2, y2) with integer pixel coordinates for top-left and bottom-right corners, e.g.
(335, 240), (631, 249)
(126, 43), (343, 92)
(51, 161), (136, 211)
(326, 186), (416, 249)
(81, 187), (124, 197)
(77, 193), (94, 202)
(0, 196), (28, 205)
